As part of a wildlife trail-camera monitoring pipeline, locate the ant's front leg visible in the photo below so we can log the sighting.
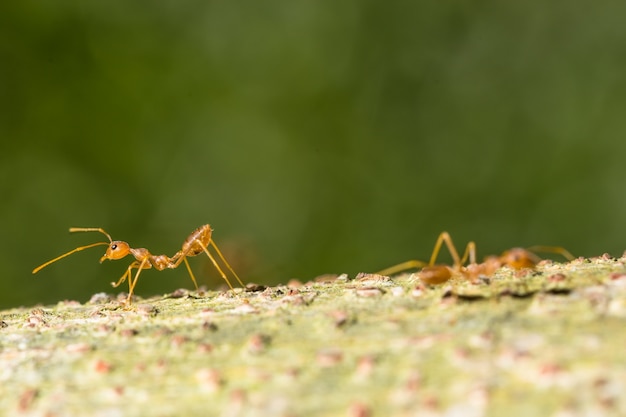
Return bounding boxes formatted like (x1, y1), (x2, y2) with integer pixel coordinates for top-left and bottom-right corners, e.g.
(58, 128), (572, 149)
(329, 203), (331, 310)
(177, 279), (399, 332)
(127, 259), (150, 302)
(111, 261), (141, 288)
(377, 259), (428, 277)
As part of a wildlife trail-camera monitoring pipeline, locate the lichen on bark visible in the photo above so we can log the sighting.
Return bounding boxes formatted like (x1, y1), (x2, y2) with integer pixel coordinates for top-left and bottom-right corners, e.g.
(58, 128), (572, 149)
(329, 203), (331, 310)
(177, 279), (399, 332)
(1, 255), (626, 416)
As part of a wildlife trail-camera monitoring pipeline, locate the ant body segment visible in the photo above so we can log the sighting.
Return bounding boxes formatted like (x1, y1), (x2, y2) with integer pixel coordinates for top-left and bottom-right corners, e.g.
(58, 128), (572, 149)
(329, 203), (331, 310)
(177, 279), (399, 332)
(378, 231), (574, 285)
(33, 225), (244, 303)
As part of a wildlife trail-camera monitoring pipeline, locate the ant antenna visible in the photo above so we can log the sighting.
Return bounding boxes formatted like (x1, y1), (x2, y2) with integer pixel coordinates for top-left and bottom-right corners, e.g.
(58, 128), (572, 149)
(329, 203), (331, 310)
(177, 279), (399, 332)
(32, 228), (113, 274)
(69, 227), (113, 243)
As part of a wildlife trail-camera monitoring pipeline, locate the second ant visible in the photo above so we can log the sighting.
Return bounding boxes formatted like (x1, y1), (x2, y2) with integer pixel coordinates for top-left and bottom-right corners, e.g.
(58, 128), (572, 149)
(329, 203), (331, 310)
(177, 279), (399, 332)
(377, 231), (574, 285)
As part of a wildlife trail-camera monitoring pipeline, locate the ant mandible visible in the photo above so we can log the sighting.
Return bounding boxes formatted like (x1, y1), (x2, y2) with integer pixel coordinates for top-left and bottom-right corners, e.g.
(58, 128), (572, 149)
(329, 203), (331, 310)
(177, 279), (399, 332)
(377, 231), (574, 285)
(33, 225), (245, 304)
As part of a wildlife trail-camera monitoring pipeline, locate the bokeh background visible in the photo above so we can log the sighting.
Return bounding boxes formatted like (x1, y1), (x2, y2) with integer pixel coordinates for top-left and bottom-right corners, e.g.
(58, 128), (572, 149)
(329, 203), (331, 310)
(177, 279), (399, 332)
(2, 1), (625, 308)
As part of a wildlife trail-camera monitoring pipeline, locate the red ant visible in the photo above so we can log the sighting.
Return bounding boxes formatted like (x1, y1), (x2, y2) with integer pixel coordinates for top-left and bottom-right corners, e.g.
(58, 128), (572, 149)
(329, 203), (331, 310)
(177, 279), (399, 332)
(377, 231), (574, 285)
(32, 225), (244, 303)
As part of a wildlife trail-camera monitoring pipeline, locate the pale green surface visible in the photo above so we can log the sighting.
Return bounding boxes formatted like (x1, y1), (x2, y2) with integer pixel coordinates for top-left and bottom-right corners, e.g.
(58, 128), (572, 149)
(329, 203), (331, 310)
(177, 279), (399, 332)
(2, 256), (626, 416)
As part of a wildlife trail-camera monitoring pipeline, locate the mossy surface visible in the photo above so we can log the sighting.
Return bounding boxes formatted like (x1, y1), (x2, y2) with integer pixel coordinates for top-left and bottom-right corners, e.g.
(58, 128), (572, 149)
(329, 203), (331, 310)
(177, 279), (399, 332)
(2, 256), (626, 416)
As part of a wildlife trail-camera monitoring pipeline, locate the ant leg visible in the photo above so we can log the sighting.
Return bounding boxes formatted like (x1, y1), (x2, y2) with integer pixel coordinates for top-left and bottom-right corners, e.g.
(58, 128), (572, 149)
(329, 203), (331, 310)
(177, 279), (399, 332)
(127, 259), (149, 303)
(194, 241), (236, 290)
(169, 251), (200, 289)
(111, 269), (131, 288)
(526, 246), (575, 262)
(459, 241), (477, 265)
(428, 232), (462, 268)
(111, 261), (140, 288)
(182, 257), (200, 290)
(377, 260), (428, 276)
(376, 232), (470, 277)
(209, 241), (245, 287)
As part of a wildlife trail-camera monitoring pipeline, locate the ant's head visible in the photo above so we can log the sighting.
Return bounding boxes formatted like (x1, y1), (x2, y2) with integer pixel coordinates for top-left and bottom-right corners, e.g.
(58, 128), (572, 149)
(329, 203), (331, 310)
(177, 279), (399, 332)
(100, 241), (131, 262)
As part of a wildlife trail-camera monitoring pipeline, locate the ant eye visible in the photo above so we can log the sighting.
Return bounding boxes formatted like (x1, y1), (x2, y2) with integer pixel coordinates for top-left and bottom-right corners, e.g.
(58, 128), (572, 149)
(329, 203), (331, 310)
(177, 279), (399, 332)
(111, 244), (118, 250)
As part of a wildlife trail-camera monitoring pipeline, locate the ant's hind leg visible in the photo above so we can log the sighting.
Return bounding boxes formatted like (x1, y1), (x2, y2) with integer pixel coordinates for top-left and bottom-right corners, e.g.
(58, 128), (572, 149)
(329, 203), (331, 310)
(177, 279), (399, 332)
(196, 242), (236, 291)
(209, 241), (245, 288)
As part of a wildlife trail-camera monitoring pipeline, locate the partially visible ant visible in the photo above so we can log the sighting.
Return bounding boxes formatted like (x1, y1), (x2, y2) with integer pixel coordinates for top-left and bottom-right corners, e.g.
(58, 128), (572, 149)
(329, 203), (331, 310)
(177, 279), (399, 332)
(377, 231), (574, 285)
(33, 225), (245, 304)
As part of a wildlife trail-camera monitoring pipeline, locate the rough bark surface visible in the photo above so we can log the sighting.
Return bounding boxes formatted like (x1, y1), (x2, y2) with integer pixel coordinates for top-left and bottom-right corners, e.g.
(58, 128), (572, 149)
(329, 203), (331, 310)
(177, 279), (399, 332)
(2, 256), (626, 416)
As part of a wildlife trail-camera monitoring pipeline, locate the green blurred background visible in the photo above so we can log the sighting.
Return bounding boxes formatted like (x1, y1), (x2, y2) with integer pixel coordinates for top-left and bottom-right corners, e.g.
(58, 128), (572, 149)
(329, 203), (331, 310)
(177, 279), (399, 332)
(2, 1), (625, 308)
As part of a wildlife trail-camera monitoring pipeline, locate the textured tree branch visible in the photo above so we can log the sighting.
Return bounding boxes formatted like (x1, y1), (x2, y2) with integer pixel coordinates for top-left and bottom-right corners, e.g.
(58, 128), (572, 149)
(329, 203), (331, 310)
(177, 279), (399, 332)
(2, 255), (626, 415)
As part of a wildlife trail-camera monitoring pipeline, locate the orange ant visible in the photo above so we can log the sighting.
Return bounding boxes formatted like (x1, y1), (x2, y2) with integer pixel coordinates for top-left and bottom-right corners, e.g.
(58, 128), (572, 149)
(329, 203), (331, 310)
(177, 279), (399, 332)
(32, 225), (245, 303)
(377, 231), (574, 285)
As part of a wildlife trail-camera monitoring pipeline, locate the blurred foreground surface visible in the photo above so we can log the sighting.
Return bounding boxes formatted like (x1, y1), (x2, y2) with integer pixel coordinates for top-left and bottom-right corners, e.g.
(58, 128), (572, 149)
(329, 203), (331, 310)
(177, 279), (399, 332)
(1, 256), (626, 415)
